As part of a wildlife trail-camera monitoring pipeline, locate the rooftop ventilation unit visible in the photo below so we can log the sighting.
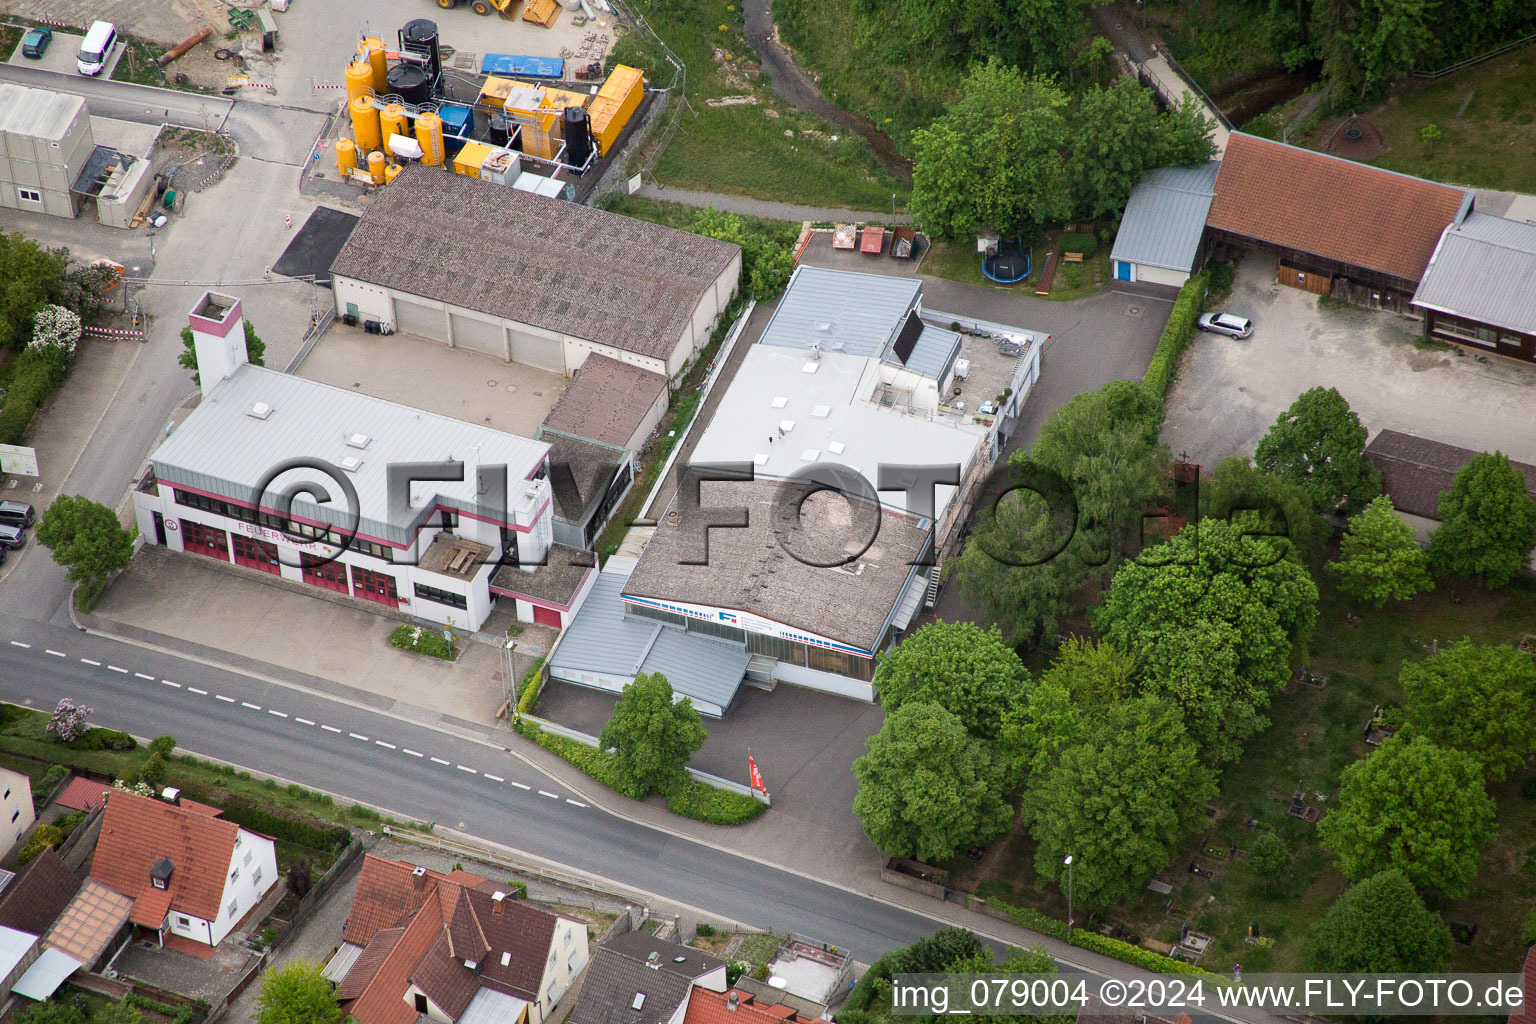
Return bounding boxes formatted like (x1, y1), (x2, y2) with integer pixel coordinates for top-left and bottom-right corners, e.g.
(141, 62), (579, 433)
(810, 405), (831, 418)
(501, 952), (511, 967)
(771, 396), (788, 409)
(339, 456), (363, 473)
(753, 454), (769, 467)
(247, 402), (273, 420)
(346, 433), (372, 449)
(827, 441), (846, 455)
(673, 956), (687, 963)
(802, 362), (819, 374)
(778, 420), (795, 434)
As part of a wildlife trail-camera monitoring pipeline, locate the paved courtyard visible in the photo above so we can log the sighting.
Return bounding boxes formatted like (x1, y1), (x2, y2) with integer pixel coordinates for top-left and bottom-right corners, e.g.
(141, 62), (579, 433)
(1164, 256), (1536, 468)
(296, 325), (568, 438)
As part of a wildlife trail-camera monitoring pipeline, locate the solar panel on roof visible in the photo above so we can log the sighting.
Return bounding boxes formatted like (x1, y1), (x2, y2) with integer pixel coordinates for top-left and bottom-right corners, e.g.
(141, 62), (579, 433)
(891, 310), (924, 365)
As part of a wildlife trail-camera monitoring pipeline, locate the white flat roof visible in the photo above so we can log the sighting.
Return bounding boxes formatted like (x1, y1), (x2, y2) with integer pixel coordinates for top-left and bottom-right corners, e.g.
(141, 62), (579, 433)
(11, 947), (82, 1001)
(0, 83), (84, 142)
(690, 345), (983, 517)
(150, 364), (549, 544)
(0, 926), (35, 981)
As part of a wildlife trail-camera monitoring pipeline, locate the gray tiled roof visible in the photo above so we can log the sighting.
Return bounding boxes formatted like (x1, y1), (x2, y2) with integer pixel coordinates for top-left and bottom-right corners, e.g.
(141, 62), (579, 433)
(329, 165), (740, 361)
(757, 265), (921, 358)
(622, 475), (930, 653)
(544, 433), (628, 523)
(549, 571), (750, 712)
(1110, 162), (1220, 272)
(149, 365), (548, 547)
(1365, 428), (1536, 520)
(572, 932), (724, 1024)
(541, 354), (668, 448)
(1412, 212), (1536, 335)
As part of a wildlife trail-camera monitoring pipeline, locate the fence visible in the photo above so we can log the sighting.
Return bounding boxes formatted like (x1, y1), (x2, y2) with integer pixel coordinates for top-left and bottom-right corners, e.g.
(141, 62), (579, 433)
(1143, 49), (1234, 130)
(283, 305), (335, 373)
(1411, 31), (1536, 78)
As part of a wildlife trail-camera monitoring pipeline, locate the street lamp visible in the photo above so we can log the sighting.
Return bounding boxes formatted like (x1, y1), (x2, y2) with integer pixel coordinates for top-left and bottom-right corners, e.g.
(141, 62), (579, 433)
(1063, 855), (1074, 942)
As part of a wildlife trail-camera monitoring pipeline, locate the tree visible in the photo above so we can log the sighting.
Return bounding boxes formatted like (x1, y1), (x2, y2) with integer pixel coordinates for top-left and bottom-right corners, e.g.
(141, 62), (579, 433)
(1317, 735), (1495, 896)
(1308, 869), (1451, 972)
(148, 735), (177, 756)
(255, 960), (345, 1024)
(1254, 387), (1380, 514)
(950, 380), (1169, 646)
(688, 207), (794, 299)
(1093, 517), (1319, 764)
(35, 494), (135, 597)
(138, 750), (168, 787)
(1066, 78), (1216, 219)
(909, 59), (1069, 239)
(999, 636), (1133, 783)
(29, 304), (81, 367)
(1420, 121), (1442, 155)
(0, 231), (69, 352)
(1400, 638), (1536, 782)
(1353, 0), (1436, 98)
(889, 927), (989, 973)
(1027, 697), (1217, 907)
(1202, 456), (1331, 565)
(89, 1004), (146, 1024)
(46, 698), (93, 742)
(598, 672), (706, 798)
(1427, 450), (1536, 588)
(1329, 495), (1433, 606)
(853, 702), (1012, 863)
(873, 621), (1029, 740)
(1249, 832), (1290, 889)
(288, 857), (313, 898)
(178, 320), (267, 386)
(17, 1002), (85, 1024)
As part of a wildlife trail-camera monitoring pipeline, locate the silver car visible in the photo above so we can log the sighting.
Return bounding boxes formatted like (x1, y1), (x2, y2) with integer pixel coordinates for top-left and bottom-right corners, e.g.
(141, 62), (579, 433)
(1198, 312), (1254, 338)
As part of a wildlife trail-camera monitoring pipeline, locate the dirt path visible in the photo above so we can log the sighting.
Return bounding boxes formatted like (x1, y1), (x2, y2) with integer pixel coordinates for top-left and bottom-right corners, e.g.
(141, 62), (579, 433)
(740, 0), (912, 180)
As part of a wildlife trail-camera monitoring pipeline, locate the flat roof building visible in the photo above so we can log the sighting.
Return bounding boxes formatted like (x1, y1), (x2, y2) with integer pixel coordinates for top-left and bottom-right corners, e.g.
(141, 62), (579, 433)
(330, 166), (741, 379)
(133, 292), (566, 632)
(0, 83), (93, 220)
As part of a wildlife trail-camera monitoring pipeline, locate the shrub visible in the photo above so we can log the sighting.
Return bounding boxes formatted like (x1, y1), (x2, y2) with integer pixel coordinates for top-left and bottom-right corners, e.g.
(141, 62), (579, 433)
(348, 803), (382, 821)
(17, 823), (64, 865)
(503, 880), (529, 898)
(1058, 232), (1097, 256)
(138, 751), (168, 787)
(148, 735), (177, 756)
(68, 727), (136, 751)
(516, 656), (547, 716)
(844, 950), (899, 1012)
(695, 923), (717, 937)
(0, 352), (63, 445)
(665, 779), (767, 825)
(1141, 270), (1209, 400)
(46, 699), (93, 742)
(1207, 261), (1235, 296)
(1070, 931), (1208, 973)
(57, 809), (86, 837)
(389, 623), (457, 660)
(33, 763), (68, 804)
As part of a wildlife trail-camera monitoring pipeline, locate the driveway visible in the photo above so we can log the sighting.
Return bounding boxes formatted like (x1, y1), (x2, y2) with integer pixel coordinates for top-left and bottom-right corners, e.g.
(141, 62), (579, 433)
(1164, 256), (1536, 468)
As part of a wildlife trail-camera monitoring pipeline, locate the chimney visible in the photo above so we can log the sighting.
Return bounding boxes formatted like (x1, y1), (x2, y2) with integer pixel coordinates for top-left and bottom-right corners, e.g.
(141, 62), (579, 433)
(186, 291), (249, 400)
(161, 787), (181, 805)
(727, 994), (739, 1013)
(492, 891), (506, 914)
(412, 865), (428, 890)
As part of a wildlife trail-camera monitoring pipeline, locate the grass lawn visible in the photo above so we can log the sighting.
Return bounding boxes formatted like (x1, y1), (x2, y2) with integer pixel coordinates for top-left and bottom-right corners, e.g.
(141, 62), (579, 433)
(733, 932), (782, 965)
(920, 230), (1111, 301)
(0, 751), (54, 789)
(612, 0), (908, 209)
(950, 570), (1536, 972)
(1297, 46), (1536, 193)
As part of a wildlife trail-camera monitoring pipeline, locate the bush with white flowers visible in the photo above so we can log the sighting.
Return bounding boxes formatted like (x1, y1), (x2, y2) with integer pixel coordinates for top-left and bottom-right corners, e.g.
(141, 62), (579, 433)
(29, 304), (81, 361)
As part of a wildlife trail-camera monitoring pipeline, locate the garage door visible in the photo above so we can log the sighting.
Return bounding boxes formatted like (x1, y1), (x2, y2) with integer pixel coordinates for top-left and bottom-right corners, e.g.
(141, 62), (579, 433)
(532, 604), (562, 627)
(394, 296), (446, 341)
(449, 312), (506, 359)
(509, 325), (565, 373)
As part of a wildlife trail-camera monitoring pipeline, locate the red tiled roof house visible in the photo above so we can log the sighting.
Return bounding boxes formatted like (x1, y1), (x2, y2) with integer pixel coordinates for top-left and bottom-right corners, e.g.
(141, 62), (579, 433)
(88, 789), (277, 951)
(328, 854), (590, 1024)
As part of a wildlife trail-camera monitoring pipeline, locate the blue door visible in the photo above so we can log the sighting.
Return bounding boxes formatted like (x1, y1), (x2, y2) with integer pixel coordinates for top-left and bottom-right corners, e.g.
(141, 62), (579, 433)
(1115, 261), (1133, 282)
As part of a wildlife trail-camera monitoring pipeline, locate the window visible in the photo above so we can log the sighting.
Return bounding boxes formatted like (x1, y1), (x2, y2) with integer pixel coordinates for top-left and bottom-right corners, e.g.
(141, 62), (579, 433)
(563, 930), (572, 947)
(351, 538), (393, 560)
(414, 582), (468, 609)
(548, 951), (556, 966)
(9, 808), (16, 823)
(18, 187), (40, 203)
(177, 916), (192, 928)
(244, 849), (253, 866)
(253, 867), (262, 886)
(230, 867), (240, 883)
(415, 994), (429, 1014)
(2, 786), (8, 800)
(227, 898), (239, 917)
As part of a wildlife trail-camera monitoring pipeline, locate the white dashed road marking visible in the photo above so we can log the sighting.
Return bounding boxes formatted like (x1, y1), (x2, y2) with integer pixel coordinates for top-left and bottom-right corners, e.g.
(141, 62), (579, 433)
(216, 695), (236, 703)
(241, 702), (261, 710)
(511, 782), (531, 790)
(135, 672), (155, 679)
(162, 680), (181, 688)
(9, 641), (29, 648)
(188, 687), (208, 695)
(321, 725), (342, 733)
(81, 658), (100, 666)
(108, 665), (129, 673)
(483, 773), (504, 782)
(349, 732), (369, 741)
(430, 757), (451, 766)
(46, 649), (66, 658)
(375, 741), (396, 749)
(403, 749), (423, 757)
(538, 790), (559, 800)
(296, 718), (315, 725)
(566, 799), (587, 808)
(268, 710), (288, 718)
(457, 764), (476, 773)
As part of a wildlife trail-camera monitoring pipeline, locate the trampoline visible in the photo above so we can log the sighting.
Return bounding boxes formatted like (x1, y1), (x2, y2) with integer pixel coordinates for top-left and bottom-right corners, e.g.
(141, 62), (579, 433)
(983, 239), (1032, 283)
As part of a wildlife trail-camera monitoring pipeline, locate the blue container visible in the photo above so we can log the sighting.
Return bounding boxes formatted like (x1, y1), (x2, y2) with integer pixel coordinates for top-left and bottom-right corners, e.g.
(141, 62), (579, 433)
(480, 53), (564, 79)
(438, 103), (474, 139)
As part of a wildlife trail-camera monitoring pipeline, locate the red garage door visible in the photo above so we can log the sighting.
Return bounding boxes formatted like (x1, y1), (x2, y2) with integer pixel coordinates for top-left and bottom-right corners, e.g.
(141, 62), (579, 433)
(231, 534), (280, 574)
(352, 566), (402, 608)
(181, 520), (229, 562)
(532, 604), (562, 628)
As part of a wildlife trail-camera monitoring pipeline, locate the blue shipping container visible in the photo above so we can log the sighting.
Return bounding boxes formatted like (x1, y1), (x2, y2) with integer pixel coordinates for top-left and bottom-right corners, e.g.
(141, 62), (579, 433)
(438, 103), (474, 138)
(480, 53), (565, 79)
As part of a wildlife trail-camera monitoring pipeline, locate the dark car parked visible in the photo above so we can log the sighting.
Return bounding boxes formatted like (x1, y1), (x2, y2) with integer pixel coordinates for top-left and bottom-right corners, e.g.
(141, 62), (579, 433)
(21, 27), (52, 58)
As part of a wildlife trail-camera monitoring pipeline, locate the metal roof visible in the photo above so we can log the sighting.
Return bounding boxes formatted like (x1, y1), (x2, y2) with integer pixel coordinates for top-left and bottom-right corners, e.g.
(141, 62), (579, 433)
(1110, 162), (1219, 271)
(0, 83), (84, 142)
(11, 947), (82, 1001)
(459, 986), (531, 1024)
(0, 926), (33, 981)
(149, 365), (549, 546)
(897, 324), (962, 380)
(549, 571), (750, 713)
(1412, 212), (1536, 335)
(322, 941), (366, 984)
(758, 266), (921, 358)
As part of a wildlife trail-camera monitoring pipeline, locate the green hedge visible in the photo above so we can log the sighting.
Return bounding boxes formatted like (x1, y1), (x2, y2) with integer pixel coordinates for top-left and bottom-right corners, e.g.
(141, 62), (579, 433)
(32, 763), (67, 805)
(843, 949), (898, 1013)
(390, 624), (457, 660)
(17, 823), (63, 865)
(516, 655), (547, 716)
(216, 794), (352, 851)
(982, 896), (1068, 939)
(1141, 270), (1209, 400)
(516, 721), (766, 825)
(0, 352), (64, 445)
(1058, 232), (1098, 256)
(983, 896), (1208, 975)
(68, 727), (136, 751)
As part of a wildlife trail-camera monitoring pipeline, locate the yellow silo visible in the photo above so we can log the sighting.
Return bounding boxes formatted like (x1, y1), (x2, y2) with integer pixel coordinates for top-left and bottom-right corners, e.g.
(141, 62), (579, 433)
(344, 61), (374, 102)
(384, 162), (403, 185)
(414, 111), (444, 166)
(367, 150), (386, 185)
(336, 137), (357, 177)
(380, 103), (409, 152)
(361, 36), (388, 93)
(349, 95), (382, 152)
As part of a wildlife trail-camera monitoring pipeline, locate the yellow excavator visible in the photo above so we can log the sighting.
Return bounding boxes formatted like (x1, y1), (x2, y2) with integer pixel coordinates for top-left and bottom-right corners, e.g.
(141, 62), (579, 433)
(437, 0), (518, 15)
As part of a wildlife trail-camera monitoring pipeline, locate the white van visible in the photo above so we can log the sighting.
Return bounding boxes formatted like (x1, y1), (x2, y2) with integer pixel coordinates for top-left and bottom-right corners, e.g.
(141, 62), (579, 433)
(77, 21), (116, 76)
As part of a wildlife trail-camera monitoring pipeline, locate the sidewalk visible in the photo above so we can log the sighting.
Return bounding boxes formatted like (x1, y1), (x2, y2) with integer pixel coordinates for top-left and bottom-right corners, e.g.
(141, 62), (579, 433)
(637, 183), (910, 224)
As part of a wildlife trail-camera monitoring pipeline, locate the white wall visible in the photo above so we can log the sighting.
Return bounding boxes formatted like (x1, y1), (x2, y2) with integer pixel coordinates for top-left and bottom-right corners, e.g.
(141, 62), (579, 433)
(208, 830), (279, 945)
(771, 660), (874, 702)
(1135, 263), (1191, 288)
(531, 916), (589, 1024)
(0, 766), (34, 857)
(333, 277), (396, 326)
(563, 338), (668, 380)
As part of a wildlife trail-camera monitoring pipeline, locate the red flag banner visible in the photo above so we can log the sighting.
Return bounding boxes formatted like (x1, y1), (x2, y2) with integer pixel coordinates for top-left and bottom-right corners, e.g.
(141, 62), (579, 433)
(748, 753), (767, 793)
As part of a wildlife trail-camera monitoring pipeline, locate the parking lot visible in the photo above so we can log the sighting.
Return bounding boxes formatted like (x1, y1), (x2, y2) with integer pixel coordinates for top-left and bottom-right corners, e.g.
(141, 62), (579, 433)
(1163, 256), (1536, 467)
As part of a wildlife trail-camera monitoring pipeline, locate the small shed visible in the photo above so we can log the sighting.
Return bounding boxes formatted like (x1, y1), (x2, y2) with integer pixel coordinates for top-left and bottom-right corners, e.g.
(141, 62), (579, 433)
(859, 226), (885, 254)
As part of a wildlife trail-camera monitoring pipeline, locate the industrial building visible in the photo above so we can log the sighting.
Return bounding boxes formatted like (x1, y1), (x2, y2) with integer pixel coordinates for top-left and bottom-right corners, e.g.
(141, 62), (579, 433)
(547, 267), (1043, 713)
(131, 291), (591, 632)
(329, 164), (741, 378)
